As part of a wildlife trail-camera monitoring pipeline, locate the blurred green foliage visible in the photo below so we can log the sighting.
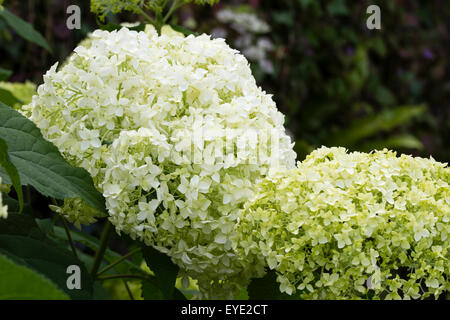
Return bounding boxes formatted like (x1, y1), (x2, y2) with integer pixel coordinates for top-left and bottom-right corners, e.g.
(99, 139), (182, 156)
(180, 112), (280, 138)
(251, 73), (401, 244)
(192, 0), (449, 161)
(0, 0), (448, 162)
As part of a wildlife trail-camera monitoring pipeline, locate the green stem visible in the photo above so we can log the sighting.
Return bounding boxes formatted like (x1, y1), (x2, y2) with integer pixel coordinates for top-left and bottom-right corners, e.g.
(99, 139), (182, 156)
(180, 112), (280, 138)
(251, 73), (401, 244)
(90, 221), (113, 278)
(156, 12), (163, 33)
(136, 6), (157, 27)
(96, 274), (149, 281)
(163, 0), (183, 23)
(51, 212), (59, 225)
(26, 186), (32, 205)
(97, 247), (141, 276)
(96, 273), (159, 288)
(161, 0), (170, 9)
(59, 215), (79, 260)
(123, 280), (135, 300)
(50, 198), (78, 259)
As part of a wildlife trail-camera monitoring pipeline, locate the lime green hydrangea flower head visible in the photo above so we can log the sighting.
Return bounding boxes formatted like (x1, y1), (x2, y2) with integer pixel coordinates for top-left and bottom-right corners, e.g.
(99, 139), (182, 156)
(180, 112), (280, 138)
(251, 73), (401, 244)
(24, 25), (296, 298)
(0, 178), (7, 219)
(237, 147), (449, 299)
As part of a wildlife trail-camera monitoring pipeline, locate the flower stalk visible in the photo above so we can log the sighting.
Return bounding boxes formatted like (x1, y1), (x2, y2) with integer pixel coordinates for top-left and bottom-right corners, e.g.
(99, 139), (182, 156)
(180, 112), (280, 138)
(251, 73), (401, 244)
(97, 247), (141, 276)
(90, 220), (114, 278)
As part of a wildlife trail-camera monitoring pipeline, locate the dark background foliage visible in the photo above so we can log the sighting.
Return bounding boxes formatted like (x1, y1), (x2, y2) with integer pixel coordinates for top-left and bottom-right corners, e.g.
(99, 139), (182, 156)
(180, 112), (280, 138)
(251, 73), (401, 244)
(1, 0), (449, 162)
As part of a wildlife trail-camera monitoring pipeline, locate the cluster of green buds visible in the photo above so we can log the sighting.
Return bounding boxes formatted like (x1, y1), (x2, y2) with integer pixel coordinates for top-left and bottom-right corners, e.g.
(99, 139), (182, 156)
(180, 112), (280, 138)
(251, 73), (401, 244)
(91, 0), (219, 32)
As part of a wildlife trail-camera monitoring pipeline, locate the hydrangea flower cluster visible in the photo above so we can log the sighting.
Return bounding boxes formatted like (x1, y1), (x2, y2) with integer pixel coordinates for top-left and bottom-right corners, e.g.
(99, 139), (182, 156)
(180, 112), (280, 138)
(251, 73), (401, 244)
(216, 8), (270, 34)
(49, 199), (106, 230)
(24, 25), (296, 298)
(237, 147), (449, 299)
(0, 178), (7, 219)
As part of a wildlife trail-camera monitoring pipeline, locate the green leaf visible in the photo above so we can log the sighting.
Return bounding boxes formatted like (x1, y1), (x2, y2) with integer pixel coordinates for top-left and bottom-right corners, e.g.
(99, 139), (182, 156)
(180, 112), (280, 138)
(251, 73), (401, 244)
(0, 253), (69, 300)
(141, 280), (165, 300)
(173, 287), (188, 300)
(0, 102), (106, 212)
(35, 217), (55, 235)
(248, 271), (298, 300)
(0, 68), (12, 81)
(1, 194), (33, 215)
(49, 226), (148, 276)
(328, 105), (425, 147)
(141, 279), (186, 300)
(0, 214), (93, 299)
(0, 137), (23, 212)
(344, 46), (369, 94)
(373, 85), (396, 107)
(359, 134), (424, 152)
(271, 11), (294, 27)
(0, 87), (23, 107)
(0, 8), (52, 52)
(52, 225), (145, 275)
(54, 227), (173, 300)
(142, 246), (179, 299)
(92, 282), (112, 300)
(0, 234), (93, 299)
(169, 23), (198, 36)
(326, 0), (349, 16)
(299, 0), (316, 9)
(0, 212), (44, 240)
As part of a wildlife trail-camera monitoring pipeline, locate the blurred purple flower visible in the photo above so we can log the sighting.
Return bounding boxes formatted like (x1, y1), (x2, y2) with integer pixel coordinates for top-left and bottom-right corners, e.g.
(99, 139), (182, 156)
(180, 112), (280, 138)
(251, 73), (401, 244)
(345, 46), (355, 56)
(423, 48), (433, 60)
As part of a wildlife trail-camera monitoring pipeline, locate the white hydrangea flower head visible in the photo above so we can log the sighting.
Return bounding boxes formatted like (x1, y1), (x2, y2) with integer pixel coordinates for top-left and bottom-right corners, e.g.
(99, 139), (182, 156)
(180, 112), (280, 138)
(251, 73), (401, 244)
(237, 147), (449, 299)
(217, 8), (270, 33)
(24, 25), (296, 298)
(0, 178), (7, 219)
